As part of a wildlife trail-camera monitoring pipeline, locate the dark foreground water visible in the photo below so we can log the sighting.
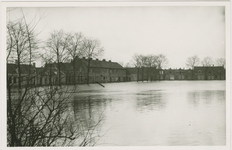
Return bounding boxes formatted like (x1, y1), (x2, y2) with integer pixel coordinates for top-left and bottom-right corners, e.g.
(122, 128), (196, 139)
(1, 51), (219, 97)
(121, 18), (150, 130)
(73, 81), (226, 146)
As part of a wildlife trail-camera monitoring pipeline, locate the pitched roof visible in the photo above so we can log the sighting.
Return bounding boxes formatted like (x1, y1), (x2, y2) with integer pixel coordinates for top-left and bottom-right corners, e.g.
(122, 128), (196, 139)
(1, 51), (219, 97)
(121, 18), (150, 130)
(76, 58), (123, 69)
(7, 63), (35, 74)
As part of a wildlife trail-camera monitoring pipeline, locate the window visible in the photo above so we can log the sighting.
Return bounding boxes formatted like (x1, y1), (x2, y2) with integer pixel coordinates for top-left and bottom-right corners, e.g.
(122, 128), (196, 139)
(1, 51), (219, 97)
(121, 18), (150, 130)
(14, 77), (17, 83)
(198, 70), (202, 74)
(9, 77), (12, 84)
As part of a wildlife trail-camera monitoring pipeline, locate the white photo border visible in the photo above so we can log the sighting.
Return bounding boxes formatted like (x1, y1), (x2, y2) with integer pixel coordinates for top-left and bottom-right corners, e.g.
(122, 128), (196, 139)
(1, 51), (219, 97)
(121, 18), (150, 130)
(1, 1), (230, 150)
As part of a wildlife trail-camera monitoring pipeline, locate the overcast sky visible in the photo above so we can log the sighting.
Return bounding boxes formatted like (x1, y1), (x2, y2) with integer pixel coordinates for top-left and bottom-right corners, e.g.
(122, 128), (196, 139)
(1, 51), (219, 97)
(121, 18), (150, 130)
(7, 6), (225, 69)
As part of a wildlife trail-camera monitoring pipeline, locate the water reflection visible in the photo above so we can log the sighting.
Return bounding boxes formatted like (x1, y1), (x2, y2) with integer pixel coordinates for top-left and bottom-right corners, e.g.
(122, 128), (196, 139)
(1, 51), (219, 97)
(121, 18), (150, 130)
(71, 81), (226, 146)
(187, 90), (226, 107)
(72, 95), (111, 146)
(136, 90), (166, 112)
(73, 95), (109, 125)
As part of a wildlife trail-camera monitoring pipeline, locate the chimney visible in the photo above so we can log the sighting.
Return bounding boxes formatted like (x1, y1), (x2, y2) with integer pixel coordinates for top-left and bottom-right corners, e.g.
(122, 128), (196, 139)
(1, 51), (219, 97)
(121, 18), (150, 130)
(109, 60), (111, 62)
(33, 63), (36, 67)
(96, 58), (99, 61)
(103, 59), (106, 61)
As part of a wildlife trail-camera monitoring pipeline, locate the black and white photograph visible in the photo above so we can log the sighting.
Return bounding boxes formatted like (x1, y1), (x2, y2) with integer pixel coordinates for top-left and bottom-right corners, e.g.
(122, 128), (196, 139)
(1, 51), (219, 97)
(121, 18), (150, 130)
(1, 1), (231, 149)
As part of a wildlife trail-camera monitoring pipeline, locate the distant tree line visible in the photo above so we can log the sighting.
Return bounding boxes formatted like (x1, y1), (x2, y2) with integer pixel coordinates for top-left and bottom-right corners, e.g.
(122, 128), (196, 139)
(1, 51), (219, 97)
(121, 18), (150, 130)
(186, 55), (225, 69)
(124, 54), (169, 82)
(129, 54), (168, 69)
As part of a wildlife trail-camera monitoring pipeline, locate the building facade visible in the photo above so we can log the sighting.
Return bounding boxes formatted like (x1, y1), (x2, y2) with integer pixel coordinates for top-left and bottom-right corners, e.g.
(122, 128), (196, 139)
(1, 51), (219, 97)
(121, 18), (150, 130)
(75, 57), (126, 83)
(193, 66), (225, 80)
(126, 66), (225, 82)
(7, 63), (36, 87)
(7, 59), (226, 87)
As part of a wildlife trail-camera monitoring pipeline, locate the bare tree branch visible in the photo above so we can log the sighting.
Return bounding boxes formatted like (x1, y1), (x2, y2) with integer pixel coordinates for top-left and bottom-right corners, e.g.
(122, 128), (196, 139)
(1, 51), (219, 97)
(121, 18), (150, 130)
(82, 37), (104, 85)
(201, 57), (213, 66)
(186, 55), (200, 69)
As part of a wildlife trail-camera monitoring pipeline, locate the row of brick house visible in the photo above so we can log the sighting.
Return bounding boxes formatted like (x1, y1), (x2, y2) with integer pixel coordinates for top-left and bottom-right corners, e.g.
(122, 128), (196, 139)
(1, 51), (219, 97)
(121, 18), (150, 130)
(7, 57), (126, 87)
(128, 66), (225, 81)
(7, 57), (226, 87)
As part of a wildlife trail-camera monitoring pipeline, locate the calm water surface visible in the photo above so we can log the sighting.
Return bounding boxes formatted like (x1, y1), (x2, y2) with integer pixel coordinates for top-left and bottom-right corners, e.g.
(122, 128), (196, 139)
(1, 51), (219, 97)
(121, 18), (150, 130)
(73, 81), (226, 146)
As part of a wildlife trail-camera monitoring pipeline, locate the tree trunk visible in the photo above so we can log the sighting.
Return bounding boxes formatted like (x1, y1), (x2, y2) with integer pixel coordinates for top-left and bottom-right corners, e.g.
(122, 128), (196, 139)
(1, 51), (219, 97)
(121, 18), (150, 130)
(49, 65), (52, 86)
(55, 50), (62, 86)
(7, 72), (18, 146)
(192, 68), (194, 80)
(73, 60), (76, 85)
(142, 67), (144, 82)
(57, 61), (61, 86)
(205, 67), (208, 80)
(137, 67), (139, 82)
(147, 67), (149, 82)
(17, 55), (21, 89)
(87, 59), (91, 85)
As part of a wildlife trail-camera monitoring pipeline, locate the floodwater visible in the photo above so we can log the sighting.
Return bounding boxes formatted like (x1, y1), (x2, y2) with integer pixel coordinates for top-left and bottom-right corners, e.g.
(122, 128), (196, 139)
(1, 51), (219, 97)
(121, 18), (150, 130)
(72, 81), (226, 146)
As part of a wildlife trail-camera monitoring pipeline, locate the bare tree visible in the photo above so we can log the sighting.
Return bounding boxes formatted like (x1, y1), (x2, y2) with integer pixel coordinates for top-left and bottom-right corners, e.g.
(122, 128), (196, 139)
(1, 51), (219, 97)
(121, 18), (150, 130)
(7, 10), (104, 146)
(124, 62), (132, 68)
(131, 54), (143, 82)
(6, 9), (46, 146)
(144, 55), (158, 81)
(131, 54), (166, 81)
(46, 30), (69, 86)
(215, 58), (226, 67)
(7, 81), (104, 146)
(82, 37), (104, 85)
(156, 54), (168, 69)
(66, 32), (84, 85)
(144, 55), (157, 68)
(201, 57), (213, 66)
(131, 54), (138, 67)
(7, 20), (32, 89)
(186, 55), (200, 69)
